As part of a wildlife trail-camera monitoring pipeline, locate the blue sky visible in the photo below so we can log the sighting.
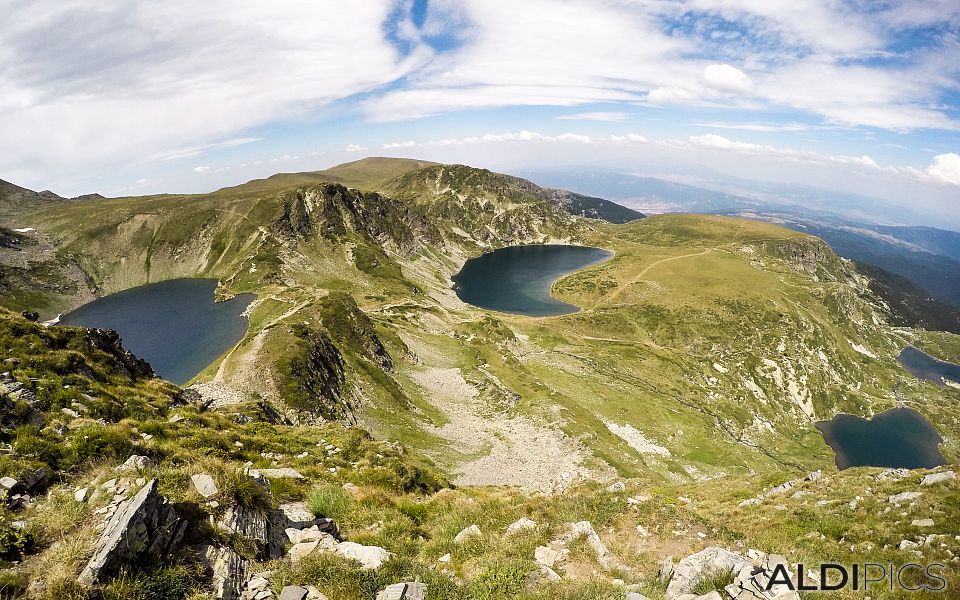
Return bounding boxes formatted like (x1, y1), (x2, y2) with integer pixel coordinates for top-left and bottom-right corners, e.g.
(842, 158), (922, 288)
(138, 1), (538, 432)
(2, 1), (959, 222)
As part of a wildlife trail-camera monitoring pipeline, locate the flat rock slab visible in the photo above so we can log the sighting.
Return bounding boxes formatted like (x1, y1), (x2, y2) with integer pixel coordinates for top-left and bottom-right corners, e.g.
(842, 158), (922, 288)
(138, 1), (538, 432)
(279, 586), (309, 600)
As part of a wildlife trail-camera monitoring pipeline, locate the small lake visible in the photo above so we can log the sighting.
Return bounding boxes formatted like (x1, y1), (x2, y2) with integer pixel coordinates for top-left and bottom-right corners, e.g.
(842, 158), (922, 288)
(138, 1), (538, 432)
(898, 346), (960, 387)
(61, 279), (253, 385)
(815, 408), (946, 470)
(452, 245), (613, 317)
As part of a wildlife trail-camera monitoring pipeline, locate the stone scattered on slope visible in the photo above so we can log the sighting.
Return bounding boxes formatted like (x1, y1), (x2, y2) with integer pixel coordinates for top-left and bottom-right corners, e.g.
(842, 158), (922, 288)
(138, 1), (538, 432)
(191, 473), (219, 499)
(505, 517), (536, 536)
(738, 471), (822, 507)
(116, 454), (154, 472)
(78, 479), (186, 585)
(454, 524), (481, 544)
(279, 586), (309, 600)
(334, 541), (391, 569)
(664, 546), (749, 599)
(888, 491), (922, 504)
(200, 545), (249, 600)
(376, 581), (427, 600)
(560, 521), (611, 570)
(625, 593), (651, 600)
(921, 471), (955, 486)
(250, 467), (304, 479)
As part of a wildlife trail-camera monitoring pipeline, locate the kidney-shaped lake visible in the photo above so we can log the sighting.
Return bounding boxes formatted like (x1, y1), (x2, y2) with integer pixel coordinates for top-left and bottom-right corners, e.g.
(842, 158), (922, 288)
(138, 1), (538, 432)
(61, 278), (253, 385)
(452, 245), (612, 317)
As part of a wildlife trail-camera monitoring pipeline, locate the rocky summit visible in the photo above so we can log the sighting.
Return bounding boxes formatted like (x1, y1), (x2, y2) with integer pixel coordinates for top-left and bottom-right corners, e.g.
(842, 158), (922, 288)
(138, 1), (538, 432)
(0, 158), (957, 599)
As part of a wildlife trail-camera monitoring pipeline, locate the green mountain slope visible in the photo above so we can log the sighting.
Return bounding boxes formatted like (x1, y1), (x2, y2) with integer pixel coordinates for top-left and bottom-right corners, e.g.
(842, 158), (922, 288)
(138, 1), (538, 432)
(0, 158), (957, 598)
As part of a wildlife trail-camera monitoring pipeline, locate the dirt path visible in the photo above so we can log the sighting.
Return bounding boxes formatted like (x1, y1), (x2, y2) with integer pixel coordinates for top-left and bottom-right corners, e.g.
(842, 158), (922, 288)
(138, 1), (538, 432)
(595, 248), (713, 307)
(213, 298), (312, 383)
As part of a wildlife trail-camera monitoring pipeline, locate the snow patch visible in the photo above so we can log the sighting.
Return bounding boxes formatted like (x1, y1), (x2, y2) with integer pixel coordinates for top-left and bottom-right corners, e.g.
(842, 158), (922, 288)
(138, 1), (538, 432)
(850, 342), (877, 359)
(604, 421), (671, 457)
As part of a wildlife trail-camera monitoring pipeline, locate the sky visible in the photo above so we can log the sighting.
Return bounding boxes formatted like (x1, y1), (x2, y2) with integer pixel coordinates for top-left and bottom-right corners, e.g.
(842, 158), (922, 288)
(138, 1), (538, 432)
(2, 1), (959, 224)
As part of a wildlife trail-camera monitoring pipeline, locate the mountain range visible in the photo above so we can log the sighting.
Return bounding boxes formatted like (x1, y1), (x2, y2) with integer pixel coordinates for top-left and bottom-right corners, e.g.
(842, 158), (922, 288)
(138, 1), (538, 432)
(0, 158), (956, 599)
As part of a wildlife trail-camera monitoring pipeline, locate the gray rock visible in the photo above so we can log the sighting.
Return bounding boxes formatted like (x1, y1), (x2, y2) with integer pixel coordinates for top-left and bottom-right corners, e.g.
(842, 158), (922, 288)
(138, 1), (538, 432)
(504, 517), (536, 536)
(78, 479), (185, 585)
(560, 521), (611, 570)
(333, 541), (391, 569)
(535, 545), (560, 567)
(658, 556), (675, 580)
(117, 454), (154, 472)
(921, 471), (955, 486)
(191, 473), (219, 498)
(625, 593), (651, 600)
(249, 467), (304, 479)
(279, 586), (308, 600)
(454, 524), (481, 543)
(888, 491), (922, 504)
(221, 504), (272, 557)
(912, 519), (935, 527)
(665, 547), (749, 599)
(279, 501), (317, 527)
(376, 582), (427, 600)
(201, 545), (249, 600)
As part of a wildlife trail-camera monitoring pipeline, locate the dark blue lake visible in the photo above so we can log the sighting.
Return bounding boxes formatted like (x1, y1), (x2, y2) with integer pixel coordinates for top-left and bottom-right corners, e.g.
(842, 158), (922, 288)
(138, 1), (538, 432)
(452, 245), (613, 317)
(897, 346), (960, 386)
(61, 279), (253, 385)
(815, 408), (945, 470)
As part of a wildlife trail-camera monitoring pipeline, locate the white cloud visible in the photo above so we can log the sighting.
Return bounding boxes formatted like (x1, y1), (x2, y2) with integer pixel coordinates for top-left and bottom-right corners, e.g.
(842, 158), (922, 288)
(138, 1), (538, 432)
(193, 165), (211, 173)
(558, 111), (629, 122)
(926, 153), (960, 185)
(381, 130), (608, 149)
(345, 144), (368, 152)
(158, 137), (262, 161)
(702, 64), (754, 95)
(687, 134), (880, 169)
(610, 134), (649, 143)
(1, 1), (427, 187)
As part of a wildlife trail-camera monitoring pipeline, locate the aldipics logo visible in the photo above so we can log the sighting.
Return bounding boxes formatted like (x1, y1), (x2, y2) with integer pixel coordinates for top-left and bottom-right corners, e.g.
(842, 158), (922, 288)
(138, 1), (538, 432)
(766, 562), (948, 594)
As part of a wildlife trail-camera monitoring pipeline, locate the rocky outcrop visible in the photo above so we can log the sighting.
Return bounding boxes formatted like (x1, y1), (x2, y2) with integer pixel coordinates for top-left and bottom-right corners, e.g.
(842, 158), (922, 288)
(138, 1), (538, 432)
(318, 292), (393, 371)
(78, 479), (185, 585)
(85, 328), (155, 380)
(281, 323), (349, 420)
(199, 545), (249, 600)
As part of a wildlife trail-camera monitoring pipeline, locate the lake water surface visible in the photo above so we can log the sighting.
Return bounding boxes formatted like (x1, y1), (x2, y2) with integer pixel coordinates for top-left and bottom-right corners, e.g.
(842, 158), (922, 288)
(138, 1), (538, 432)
(452, 245), (613, 316)
(815, 408), (945, 470)
(897, 345), (960, 386)
(61, 279), (253, 385)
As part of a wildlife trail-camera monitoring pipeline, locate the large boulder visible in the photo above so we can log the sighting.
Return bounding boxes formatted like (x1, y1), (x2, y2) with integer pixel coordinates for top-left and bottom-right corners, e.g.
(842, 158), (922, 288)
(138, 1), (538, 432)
(921, 471), (955, 486)
(664, 546), (749, 599)
(78, 479), (186, 585)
